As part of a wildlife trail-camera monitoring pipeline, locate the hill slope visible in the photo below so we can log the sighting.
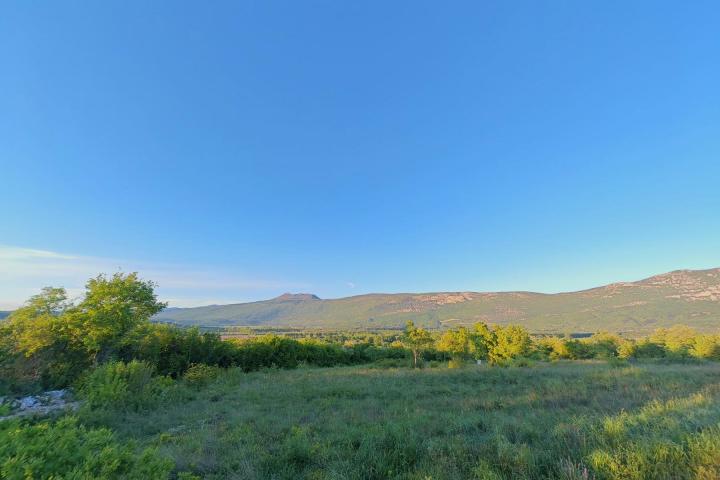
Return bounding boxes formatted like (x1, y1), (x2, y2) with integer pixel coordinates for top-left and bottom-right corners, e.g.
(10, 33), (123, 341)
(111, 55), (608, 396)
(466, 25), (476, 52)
(153, 268), (720, 333)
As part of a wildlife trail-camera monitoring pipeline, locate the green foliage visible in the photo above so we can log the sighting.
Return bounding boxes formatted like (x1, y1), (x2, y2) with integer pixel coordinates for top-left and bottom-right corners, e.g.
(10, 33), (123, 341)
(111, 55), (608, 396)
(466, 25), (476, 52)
(470, 322), (495, 360)
(0, 416), (172, 479)
(489, 325), (531, 363)
(563, 339), (595, 360)
(691, 335), (720, 360)
(183, 363), (220, 389)
(4, 287), (71, 355)
(226, 335), (403, 372)
(1, 287), (89, 391)
(439, 323), (534, 365)
(121, 324), (236, 378)
(78, 360), (173, 412)
(650, 324), (697, 357)
(74, 273), (167, 362)
(587, 332), (622, 358)
(1, 273), (166, 391)
(437, 327), (472, 360)
(402, 321), (435, 367)
(538, 336), (571, 360)
(536, 329), (720, 365)
(623, 339), (668, 359)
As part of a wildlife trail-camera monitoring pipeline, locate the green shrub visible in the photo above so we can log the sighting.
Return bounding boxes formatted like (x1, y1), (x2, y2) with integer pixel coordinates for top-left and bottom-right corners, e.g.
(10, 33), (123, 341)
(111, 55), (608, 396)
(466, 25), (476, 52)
(121, 325), (237, 378)
(621, 340), (667, 359)
(78, 360), (172, 411)
(690, 335), (720, 360)
(183, 363), (220, 389)
(565, 340), (595, 360)
(0, 416), (172, 479)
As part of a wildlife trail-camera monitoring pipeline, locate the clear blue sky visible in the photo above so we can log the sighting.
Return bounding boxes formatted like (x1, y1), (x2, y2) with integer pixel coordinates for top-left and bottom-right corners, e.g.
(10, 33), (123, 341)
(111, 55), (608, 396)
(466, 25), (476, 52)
(1, 1), (719, 308)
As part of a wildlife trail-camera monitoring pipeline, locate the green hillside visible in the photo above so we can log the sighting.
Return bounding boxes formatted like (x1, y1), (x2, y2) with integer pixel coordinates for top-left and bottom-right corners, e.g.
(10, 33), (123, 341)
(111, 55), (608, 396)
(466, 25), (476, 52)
(153, 268), (720, 334)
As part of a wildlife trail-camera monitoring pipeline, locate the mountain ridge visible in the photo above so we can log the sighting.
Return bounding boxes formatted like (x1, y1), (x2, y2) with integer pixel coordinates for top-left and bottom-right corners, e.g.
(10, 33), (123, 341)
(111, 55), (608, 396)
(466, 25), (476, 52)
(153, 268), (720, 334)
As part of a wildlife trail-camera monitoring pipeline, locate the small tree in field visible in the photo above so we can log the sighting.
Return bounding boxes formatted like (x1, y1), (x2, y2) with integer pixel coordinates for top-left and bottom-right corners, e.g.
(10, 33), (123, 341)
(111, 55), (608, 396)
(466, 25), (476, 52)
(402, 321), (434, 368)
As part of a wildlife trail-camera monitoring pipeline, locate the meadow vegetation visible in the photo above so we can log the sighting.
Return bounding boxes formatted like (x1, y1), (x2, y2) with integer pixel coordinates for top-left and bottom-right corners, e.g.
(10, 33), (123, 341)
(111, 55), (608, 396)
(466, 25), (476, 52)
(1, 273), (720, 479)
(70, 362), (720, 479)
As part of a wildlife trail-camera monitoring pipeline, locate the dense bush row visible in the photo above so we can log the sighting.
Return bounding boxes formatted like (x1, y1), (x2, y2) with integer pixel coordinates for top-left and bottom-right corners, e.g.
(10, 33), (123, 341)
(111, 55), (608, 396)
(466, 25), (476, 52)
(121, 327), (409, 378)
(537, 326), (720, 361)
(0, 274), (410, 394)
(417, 322), (720, 367)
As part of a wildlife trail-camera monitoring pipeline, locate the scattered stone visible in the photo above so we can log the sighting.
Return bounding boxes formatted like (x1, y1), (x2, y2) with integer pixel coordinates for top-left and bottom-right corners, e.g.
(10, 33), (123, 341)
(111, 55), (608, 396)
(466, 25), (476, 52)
(1, 389), (79, 421)
(45, 390), (67, 400)
(19, 396), (40, 409)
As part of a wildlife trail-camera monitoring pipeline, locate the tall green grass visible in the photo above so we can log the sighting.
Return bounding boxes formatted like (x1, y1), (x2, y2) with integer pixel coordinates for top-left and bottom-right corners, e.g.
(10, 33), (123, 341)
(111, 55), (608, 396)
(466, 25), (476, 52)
(79, 361), (720, 479)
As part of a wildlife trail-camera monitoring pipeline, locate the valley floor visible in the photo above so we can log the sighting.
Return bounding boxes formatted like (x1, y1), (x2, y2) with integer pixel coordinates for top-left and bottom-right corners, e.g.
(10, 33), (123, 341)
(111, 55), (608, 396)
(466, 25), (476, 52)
(85, 361), (720, 479)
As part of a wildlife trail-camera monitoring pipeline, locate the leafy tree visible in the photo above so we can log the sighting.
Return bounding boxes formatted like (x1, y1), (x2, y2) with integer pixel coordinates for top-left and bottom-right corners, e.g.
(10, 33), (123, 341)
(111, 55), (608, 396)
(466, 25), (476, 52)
(2, 287), (87, 388)
(538, 336), (571, 360)
(617, 340), (637, 359)
(2, 273), (166, 389)
(690, 335), (720, 360)
(587, 332), (622, 358)
(489, 325), (531, 362)
(437, 327), (471, 360)
(625, 339), (666, 359)
(72, 273), (166, 363)
(469, 323), (495, 361)
(650, 325), (697, 357)
(402, 321), (434, 368)
(5, 287), (72, 356)
(564, 339), (594, 360)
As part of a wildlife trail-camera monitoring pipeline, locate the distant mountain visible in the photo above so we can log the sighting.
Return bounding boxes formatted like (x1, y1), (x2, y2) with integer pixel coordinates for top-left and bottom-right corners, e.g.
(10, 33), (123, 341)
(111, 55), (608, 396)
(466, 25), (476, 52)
(153, 268), (720, 334)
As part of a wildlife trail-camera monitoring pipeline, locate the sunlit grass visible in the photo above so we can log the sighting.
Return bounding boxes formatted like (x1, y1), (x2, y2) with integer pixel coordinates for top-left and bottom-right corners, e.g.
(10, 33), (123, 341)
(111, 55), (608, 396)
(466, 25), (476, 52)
(76, 361), (720, 479)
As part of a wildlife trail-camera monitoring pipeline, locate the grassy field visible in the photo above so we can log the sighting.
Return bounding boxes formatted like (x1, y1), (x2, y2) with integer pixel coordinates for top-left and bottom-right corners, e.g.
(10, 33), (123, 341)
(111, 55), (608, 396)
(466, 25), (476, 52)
(82, 361), (720, 480)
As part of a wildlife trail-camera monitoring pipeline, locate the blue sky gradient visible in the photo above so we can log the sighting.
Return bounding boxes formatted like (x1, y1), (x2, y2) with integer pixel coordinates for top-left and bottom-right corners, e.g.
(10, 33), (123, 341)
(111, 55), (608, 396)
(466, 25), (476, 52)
(1, 1), (719, 307)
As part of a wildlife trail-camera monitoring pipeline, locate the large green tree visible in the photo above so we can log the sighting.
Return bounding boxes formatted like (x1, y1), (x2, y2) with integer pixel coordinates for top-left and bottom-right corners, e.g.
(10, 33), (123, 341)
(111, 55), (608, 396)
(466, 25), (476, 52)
(2, 273), (166, 389)
(72, 273), (166, 362)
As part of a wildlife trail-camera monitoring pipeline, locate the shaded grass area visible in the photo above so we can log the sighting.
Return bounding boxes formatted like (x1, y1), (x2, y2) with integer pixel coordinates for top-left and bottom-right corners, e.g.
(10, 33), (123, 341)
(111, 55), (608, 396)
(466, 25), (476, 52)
(83, 362), (720, 479)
